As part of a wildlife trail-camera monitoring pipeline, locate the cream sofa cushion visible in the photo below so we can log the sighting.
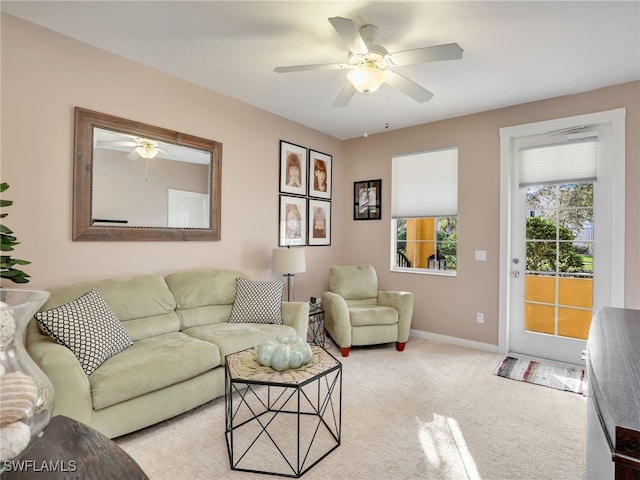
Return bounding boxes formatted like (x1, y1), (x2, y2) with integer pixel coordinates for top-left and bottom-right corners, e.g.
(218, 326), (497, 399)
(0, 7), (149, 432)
(89, 332), (220, 410)
(166, 269), (249, 329)
(41, 275), (180, 342)
(183, 322), (296, 365)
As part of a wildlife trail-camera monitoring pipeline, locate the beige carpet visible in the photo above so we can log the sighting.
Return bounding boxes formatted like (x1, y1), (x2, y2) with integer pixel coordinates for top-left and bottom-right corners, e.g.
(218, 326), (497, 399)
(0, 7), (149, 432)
(116, 338), (586, 480)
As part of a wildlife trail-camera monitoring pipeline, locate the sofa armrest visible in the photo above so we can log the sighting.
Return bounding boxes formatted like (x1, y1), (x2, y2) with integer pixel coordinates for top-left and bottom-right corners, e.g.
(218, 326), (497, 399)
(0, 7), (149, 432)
(25, 320), (93, 425)
(378, 291), (414, 343)
(321, 291), (351, 348)
(281, 301), (309, 338)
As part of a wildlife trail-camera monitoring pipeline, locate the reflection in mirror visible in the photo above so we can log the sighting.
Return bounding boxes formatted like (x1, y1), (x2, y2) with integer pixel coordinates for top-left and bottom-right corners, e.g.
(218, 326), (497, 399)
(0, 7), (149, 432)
(73, 107), (222, 241)
(93, 128), (211, 228)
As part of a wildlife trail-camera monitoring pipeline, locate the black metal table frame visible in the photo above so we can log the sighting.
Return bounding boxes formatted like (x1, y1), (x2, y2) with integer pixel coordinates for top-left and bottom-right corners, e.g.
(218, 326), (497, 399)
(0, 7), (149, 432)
(225, 353), (342, 478)
(308, 308), (326, 347)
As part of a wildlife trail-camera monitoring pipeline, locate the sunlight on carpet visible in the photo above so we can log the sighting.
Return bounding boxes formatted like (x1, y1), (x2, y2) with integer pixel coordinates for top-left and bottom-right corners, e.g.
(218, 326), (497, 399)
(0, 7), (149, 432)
(417, 414), (480, 480)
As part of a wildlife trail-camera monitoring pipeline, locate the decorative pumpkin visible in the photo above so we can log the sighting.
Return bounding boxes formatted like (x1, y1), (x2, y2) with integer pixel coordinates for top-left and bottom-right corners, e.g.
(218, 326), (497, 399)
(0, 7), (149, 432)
(256, 335), (313, 371)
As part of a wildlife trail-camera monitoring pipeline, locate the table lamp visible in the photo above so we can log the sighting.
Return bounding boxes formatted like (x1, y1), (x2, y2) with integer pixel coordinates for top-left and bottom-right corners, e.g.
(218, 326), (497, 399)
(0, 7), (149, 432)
(272, 247), (306, 301)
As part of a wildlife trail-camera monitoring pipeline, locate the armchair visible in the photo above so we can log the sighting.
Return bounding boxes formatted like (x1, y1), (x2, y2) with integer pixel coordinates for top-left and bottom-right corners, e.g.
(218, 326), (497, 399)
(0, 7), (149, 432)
(321, 265), (414, 357)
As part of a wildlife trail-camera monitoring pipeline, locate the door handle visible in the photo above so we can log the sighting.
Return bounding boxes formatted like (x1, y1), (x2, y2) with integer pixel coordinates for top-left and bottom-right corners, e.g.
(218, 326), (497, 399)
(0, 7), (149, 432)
(512, 270), (520, 278)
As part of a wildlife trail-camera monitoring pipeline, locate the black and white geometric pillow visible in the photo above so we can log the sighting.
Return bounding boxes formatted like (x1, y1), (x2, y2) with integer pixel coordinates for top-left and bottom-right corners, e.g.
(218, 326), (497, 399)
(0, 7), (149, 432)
(229, 278), (284, 325)
(35, 289), (133, 376)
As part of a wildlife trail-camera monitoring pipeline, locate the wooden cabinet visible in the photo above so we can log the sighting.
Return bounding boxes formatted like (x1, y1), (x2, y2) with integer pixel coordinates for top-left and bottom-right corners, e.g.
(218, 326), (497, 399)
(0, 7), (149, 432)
(587, 307), (640, 480)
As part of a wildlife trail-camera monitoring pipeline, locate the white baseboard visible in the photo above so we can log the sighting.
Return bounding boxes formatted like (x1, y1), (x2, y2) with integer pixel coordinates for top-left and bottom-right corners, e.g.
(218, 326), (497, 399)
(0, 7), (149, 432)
(410, 329), (499, 354)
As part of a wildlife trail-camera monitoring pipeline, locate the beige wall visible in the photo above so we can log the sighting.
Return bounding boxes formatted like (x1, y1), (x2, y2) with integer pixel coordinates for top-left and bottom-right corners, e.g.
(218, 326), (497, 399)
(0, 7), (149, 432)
(343, 81), (639, 346)
(2, 14), (638, 348)
(0, 14), (343, 300)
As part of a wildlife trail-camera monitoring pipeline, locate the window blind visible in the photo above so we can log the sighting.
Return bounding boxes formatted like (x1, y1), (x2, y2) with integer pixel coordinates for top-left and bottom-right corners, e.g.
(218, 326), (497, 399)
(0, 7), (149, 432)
(392, 147), (458, 218)
(519, 137), (598, 187)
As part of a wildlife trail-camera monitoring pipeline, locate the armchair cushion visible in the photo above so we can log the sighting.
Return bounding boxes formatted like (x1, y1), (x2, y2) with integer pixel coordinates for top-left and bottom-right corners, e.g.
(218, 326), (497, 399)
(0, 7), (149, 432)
(328, 265), (378, 299)
(349, 306), (398, 327)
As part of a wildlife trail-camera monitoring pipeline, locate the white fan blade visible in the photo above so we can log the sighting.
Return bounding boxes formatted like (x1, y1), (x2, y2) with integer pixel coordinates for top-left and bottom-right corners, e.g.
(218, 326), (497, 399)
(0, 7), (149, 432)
(126, 149), (138, 160)
(156, 148), (180, 160)
(391, 43), (463, 66)
(96, 140), (137, 147)
(328, 17), (368, 55)
(332, 82), (356, 107)
(274, 63), (346, 73)
(386, 71), (434, 103)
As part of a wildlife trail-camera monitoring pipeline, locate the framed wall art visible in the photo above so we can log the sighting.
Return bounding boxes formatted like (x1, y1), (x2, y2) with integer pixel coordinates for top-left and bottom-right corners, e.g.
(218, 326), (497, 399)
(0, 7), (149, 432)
(354, 179), (382, 220)
(308, 150), (332, 200)
(308, 199), (331, 246)
(279, 141), (307, 196)
(279, 195), (307, 246)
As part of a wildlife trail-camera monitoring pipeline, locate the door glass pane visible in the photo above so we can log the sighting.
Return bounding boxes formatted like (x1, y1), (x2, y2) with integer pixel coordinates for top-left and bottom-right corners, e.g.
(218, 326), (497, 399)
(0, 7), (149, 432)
(523, 183), (594, 339)
(524, 303), (555, 334)
(558, 307), (592, 339)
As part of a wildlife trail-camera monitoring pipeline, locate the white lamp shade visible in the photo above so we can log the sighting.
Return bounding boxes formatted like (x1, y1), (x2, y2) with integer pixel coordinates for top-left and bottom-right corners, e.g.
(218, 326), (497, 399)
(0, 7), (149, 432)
(272, 247), (306, 274)
(347, 65), (386, 94)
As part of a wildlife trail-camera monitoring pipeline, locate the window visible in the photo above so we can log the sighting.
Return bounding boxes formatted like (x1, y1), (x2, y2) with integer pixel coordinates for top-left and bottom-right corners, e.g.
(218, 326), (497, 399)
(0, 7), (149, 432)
(392, 147), (458, 274)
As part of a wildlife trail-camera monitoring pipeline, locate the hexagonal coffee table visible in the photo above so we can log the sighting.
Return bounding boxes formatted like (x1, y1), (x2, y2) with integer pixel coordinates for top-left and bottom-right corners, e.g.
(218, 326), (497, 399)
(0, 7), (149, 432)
(225, 346), (342, 478)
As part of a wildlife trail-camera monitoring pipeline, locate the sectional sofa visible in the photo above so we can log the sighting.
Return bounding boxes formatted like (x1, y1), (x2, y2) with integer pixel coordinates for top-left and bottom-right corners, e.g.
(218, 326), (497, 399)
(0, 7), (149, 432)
(25, 268), (308, 439)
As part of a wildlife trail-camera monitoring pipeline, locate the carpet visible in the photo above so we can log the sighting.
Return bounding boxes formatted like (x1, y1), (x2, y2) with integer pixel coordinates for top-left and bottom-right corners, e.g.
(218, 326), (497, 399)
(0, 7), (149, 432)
(494, 355), (588, 395)
(117, 339), (587, 480)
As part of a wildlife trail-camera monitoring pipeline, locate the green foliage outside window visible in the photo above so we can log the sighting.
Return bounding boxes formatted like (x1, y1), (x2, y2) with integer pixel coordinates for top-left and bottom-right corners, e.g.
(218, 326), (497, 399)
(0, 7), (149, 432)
(526, 216), (584, 274)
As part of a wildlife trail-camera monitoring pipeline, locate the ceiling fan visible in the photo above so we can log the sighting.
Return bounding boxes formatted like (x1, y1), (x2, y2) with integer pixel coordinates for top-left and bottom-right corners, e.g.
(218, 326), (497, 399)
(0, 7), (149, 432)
(96, 134), (178, 160)
(274, 16), (463, 107)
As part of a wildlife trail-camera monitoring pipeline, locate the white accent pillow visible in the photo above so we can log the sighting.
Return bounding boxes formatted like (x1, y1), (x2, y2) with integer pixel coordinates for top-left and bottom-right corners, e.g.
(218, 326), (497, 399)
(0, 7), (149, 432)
(229, 278), (284, 325)
(35, 289), (133, 376)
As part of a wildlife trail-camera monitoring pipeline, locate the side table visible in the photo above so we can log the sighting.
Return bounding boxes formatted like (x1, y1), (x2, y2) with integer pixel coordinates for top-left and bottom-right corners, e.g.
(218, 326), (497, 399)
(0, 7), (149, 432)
(308, 307), (326, 347)
(1, 416), (148, 480)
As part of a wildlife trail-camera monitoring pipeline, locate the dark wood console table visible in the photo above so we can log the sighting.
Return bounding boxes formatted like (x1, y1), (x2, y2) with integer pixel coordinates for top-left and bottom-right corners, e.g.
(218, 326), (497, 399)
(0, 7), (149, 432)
(1, 415), (148, 480)
(587, 307), (640, 480)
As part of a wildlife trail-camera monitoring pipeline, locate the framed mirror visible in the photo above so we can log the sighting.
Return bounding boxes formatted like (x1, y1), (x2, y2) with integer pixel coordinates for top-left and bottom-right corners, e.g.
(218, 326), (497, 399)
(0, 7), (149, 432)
(73, 107), (222, 241)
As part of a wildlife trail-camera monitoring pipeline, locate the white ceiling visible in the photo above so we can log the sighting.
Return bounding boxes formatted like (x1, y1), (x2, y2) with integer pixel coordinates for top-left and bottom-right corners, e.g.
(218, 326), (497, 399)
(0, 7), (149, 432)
(3, 1), (639, 140)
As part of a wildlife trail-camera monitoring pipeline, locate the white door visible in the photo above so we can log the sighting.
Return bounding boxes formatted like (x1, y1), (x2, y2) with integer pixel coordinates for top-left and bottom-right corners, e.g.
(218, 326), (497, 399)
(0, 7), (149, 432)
(499, 109), (625, 365)
(167, 189), (209, 228)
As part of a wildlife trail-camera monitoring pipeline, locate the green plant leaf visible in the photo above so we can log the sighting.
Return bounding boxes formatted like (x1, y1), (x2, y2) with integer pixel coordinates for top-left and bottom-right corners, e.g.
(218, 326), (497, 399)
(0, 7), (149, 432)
(1, 269), (30, 283)
(0, 234), (18, 244)
(0, 182), (31, 284)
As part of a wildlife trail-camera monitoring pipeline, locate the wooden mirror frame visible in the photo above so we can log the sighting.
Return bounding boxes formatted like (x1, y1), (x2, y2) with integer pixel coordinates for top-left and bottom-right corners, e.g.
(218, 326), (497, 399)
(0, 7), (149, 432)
(73, 107), (222, 241)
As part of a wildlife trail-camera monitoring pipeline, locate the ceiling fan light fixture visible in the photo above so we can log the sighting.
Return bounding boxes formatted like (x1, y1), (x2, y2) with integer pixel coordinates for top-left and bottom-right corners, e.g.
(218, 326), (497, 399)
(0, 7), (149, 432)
(347, 65), (386, 94)
(135, 144), (159, 159)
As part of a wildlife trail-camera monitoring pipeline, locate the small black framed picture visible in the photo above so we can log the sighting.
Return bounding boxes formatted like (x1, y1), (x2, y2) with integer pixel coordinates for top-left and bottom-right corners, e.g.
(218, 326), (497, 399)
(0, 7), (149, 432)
(308, 150), (332, 199)
(279, 140), (307, 196)
(354, 179), (381, 220)
(279, 195), (307, 246)
(308, 199), (331, 246)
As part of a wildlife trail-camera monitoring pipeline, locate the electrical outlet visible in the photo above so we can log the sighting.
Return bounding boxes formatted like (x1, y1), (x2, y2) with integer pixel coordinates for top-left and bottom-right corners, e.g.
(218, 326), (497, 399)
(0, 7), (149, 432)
(476, 312), (484, 324)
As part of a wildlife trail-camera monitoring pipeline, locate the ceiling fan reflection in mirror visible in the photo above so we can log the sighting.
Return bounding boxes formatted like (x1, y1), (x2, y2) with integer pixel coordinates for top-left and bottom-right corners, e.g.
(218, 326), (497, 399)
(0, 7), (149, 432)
(274, 16), (463, 107)
(95, 130), (178, 161)
(94, 128), (211, 183)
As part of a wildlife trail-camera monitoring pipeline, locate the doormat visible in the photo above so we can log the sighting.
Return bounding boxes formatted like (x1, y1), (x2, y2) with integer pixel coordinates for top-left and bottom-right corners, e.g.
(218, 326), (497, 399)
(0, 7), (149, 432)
(494, 356), (587, 395)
